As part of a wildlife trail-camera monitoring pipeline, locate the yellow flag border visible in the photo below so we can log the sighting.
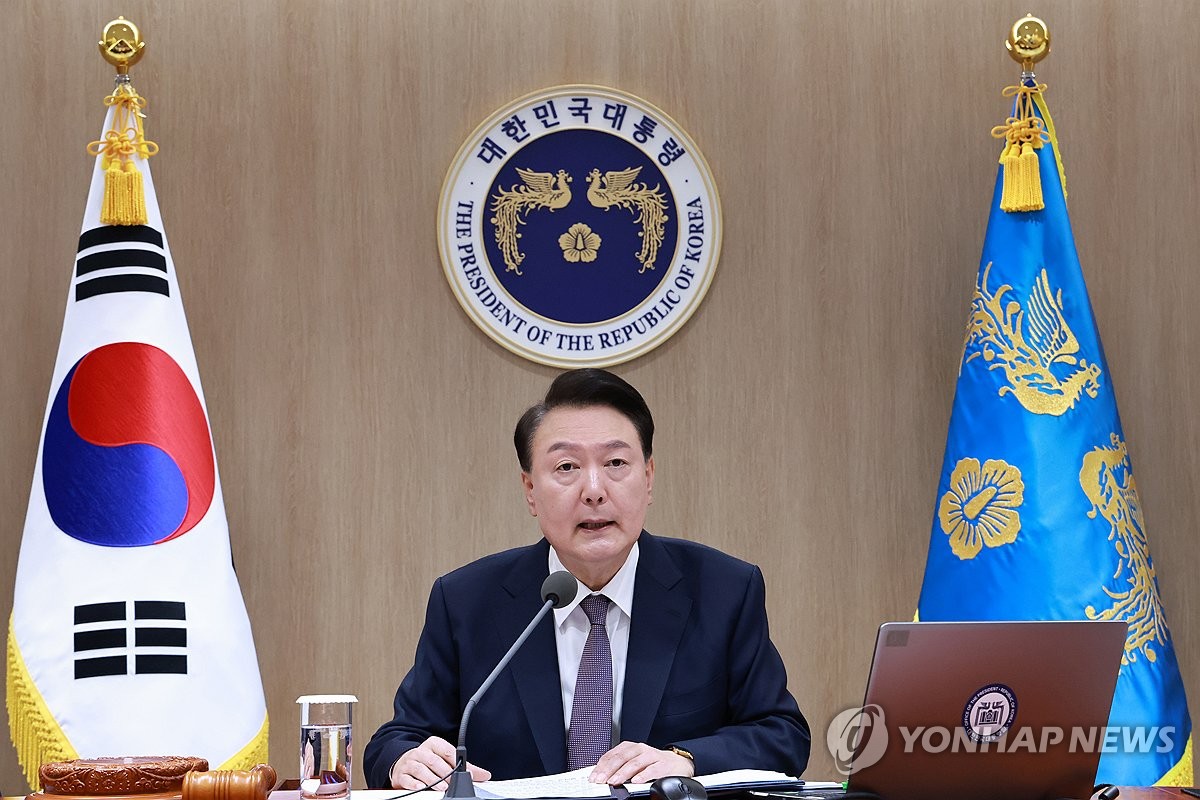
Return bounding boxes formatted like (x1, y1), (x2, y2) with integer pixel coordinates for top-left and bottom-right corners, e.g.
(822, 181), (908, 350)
(218, 712), (271, 771)
(6, 613), (80, 790)
(1155, 732), (1194, 786)
(7, 613), (271, 789)
(1031, 92), (1068, 201)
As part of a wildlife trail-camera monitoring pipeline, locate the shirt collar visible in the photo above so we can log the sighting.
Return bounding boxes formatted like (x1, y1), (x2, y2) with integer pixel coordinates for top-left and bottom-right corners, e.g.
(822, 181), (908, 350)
(549, 541), (639, 625)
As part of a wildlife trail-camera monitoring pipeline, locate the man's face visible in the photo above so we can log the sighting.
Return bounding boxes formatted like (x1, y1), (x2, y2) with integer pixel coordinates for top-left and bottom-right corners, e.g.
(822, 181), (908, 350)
(521, 404), (654, 590)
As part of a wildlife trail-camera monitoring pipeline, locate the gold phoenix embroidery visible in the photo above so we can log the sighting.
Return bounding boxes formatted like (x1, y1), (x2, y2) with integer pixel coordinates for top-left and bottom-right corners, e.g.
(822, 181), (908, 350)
(1080, 434), (1168, 666)
(585, 167), (668, 273)
(962, 264), (1102, 416)
(490, 168), (573, 275)
(938, 458), (1024, 560)
(559, 223), (601, 263)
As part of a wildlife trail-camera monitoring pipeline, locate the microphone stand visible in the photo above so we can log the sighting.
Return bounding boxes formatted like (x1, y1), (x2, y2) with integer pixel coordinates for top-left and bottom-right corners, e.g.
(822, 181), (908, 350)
(443, 594), (564, 798)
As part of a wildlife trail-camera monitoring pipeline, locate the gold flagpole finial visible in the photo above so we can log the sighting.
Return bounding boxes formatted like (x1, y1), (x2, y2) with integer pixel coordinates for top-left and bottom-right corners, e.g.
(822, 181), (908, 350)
(90, 16), (156, 225)
(99, 17), (146, 75)
(1005, 14), (1050, 73)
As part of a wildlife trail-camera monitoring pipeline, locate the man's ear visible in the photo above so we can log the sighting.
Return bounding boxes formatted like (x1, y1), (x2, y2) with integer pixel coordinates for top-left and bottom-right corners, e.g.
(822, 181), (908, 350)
(645, 455), (655, 504)
(521, 470), (537, 516)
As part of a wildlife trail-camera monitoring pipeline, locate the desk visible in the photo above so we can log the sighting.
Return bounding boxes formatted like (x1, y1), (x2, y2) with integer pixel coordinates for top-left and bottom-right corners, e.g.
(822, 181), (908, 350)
(9, 786), (1190, 800)
(1111, 790), (1191, 800)
(262, 788), (1193, 800)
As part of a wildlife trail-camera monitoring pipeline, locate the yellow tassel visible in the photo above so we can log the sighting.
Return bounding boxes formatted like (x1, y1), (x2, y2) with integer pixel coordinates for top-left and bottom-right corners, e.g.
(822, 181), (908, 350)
(999, 142), (1020, 211)
(1000, 140), (1046, 213)
(101, 160), (148, 226)
(1017, 141), (1044, 211)
(992, 80), (1050, 213)
(88, 84), (157, 227)
(999, 141), (1044, 213)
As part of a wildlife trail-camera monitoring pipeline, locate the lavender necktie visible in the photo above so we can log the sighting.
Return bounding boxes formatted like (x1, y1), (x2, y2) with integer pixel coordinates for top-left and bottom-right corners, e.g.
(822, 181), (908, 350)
(568, 594), (613, 769)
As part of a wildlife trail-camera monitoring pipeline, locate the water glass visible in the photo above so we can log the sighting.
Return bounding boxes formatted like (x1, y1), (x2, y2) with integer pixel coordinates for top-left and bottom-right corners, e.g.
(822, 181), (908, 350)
(297, 694), (358, 799)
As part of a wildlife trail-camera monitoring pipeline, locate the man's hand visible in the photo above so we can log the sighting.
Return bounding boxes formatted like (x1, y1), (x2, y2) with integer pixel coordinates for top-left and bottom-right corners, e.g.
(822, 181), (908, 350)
(389, 736), (492, 790)
(589, 742), (695, 785)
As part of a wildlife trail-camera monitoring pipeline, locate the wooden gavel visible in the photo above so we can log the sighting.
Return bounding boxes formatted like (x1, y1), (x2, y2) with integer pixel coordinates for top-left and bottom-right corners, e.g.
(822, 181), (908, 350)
(181, 764), (278, 800)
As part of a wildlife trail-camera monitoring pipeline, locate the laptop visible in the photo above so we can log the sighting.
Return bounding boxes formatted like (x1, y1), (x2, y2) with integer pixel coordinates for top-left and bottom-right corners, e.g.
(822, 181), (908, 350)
(843, 620), (1128, 800)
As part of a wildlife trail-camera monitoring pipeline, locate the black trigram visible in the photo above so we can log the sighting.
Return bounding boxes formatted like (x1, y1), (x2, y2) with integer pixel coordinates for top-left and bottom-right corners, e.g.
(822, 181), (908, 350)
(73, 600), (187, 679)
(74, 225), (169, 301)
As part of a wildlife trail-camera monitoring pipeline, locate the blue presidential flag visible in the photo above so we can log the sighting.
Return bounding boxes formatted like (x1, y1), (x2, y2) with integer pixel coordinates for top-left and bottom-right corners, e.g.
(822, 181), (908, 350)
(916, 78), (1193, 785)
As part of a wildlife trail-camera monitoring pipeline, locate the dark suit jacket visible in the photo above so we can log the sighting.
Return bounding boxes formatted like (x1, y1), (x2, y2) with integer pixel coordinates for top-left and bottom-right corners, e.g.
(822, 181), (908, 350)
(363, 531), (810, 786)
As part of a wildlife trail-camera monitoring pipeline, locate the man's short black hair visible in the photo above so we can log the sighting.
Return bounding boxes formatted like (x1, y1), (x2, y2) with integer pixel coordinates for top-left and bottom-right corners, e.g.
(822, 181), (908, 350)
(513, 368), (654, 472)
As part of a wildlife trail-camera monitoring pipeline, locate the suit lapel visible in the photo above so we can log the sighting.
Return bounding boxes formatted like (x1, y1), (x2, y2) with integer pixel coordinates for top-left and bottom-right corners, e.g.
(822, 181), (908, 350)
(620, 533), (692, 744)
(500, 541), (569, 775)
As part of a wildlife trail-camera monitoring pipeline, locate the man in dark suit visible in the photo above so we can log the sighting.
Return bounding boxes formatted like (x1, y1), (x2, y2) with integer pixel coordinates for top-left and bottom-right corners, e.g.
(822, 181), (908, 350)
(364, 369), (809, 789)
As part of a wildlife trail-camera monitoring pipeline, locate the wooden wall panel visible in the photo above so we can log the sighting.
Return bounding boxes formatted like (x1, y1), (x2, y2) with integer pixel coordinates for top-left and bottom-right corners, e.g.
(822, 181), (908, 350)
(2, 0), (1198, 788)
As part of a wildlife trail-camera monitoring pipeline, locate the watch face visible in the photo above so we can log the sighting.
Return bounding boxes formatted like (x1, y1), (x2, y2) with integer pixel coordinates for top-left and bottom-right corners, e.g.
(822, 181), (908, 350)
(439, 85), (721, 367)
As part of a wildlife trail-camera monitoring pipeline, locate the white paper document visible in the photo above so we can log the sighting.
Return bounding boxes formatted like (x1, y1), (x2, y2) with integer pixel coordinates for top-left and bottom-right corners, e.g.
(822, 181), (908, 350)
(477, 767), (610, 798)
(475, 767), (815, 799)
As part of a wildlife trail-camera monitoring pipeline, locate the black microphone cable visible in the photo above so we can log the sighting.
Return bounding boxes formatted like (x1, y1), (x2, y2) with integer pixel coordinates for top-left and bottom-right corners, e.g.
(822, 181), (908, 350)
(376, 753), (467, 800)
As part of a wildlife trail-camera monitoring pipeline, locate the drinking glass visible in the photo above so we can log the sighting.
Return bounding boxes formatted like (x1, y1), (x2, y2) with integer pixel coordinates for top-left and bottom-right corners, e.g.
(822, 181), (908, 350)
(297, 694), (358, 799)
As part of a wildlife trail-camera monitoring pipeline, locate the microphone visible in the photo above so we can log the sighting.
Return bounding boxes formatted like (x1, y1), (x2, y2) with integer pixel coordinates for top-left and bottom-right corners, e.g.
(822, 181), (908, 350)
(443, 570), (579, 798)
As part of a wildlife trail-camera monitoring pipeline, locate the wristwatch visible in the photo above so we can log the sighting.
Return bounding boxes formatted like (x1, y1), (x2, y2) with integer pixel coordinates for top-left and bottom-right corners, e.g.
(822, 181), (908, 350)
(665, 745), (694, 762)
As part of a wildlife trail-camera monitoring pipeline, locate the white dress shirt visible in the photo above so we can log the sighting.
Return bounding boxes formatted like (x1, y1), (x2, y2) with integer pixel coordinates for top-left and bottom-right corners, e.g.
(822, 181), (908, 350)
(549, 543), (638, 738)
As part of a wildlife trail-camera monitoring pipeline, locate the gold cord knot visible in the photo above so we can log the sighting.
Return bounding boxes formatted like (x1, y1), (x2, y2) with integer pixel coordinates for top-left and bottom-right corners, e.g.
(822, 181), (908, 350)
(992, 82), (1049, 213)
(991, 83), (1050, 148)
(86, 86), (158, 225)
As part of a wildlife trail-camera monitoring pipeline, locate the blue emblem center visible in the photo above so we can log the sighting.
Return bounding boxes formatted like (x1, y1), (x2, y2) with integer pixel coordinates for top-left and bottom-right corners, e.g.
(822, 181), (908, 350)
(484, 129), (678, 324)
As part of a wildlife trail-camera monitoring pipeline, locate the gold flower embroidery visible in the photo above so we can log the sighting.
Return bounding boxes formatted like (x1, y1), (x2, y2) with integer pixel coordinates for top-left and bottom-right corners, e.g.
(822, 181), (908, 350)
(558, 223), (601, 263)
(939, 458), (1024, 559)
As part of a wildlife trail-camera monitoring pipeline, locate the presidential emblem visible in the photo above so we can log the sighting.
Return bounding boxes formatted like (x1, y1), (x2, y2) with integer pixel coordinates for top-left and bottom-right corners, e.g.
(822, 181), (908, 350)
(962, 683), (1017, 743)
(438, 85), (721, 366)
